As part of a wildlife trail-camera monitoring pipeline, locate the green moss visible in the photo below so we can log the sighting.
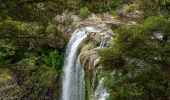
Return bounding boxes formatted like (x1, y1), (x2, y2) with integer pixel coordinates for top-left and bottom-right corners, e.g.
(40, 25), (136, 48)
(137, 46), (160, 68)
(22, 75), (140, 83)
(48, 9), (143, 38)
(85, 70), (91, 100)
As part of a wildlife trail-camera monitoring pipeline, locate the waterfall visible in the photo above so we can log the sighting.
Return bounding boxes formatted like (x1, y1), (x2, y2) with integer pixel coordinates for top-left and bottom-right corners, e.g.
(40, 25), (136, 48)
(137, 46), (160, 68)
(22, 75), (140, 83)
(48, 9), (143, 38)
(92, 37), (108, 90)
(99, 37), (107, 48)
(92, 78), (109, 100)
(61, 27), (101, 100)
(91, 36), (109, 100)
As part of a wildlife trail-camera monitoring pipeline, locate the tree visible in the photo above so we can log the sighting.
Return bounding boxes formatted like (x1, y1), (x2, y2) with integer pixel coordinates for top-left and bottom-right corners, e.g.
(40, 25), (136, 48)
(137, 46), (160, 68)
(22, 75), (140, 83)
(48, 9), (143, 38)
(99, 16), (170, 99)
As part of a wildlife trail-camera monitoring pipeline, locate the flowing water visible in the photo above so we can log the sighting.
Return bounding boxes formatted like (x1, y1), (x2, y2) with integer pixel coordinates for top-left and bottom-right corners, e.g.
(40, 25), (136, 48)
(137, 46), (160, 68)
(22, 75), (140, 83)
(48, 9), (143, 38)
(91, 37), (109, 100)
(92, 78), (109, 100)
(91, 37), (110, 100)
(99, 37), (107, 48)
(92, 36), (108, 91)
(61, 27), (101, 100)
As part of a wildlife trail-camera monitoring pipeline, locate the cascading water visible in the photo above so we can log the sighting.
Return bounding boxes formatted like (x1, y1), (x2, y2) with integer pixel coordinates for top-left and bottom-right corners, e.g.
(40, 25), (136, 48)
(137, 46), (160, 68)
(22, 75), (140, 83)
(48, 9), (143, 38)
(92, 78), (109, 100)
(92, 37), (108, 89)
(61, 27), (101, 100)
(99, 37), (107, 48)
(91, 37), (110, 100)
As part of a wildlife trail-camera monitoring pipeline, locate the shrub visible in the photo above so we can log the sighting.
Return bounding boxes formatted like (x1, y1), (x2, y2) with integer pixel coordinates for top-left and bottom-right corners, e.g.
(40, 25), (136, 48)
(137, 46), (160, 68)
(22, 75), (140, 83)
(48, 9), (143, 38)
(109, 11), (118, 17)
(43, 50), (63, 70)
(33, 25), (45, 35)
(78, 7), (91, 19)
(0, 40), (16, 64)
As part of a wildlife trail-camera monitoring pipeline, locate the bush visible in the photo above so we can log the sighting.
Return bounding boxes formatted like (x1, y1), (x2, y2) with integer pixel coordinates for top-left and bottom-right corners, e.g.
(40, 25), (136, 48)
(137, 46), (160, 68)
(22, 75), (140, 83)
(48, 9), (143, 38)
(16, 54), (60, 99)
(99, 48), (125, 70)
(78, 7), (91, 19)
(43, 50), (63, 70)
(33, 25), (45, 35)
(0, 40), (16, 64)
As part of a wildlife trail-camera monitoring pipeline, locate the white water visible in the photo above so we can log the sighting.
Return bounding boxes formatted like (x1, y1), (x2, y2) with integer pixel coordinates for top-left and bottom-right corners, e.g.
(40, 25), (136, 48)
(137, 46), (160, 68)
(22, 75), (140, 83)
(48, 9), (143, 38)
(92, 78), (109, 100)
(61, 27), (101, 100)
(99, 37), (107, 48)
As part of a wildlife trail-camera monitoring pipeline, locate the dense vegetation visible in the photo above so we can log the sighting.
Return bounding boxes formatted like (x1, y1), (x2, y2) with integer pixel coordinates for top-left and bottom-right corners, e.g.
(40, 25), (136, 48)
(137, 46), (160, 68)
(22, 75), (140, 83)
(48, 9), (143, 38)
(100, 16), (170, 99)
(0, 0), (170, 99)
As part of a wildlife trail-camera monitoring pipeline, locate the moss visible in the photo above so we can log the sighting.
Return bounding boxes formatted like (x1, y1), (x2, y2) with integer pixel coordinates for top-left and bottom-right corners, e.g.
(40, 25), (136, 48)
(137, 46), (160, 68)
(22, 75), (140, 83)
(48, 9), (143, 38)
(85, 70), (91, 100)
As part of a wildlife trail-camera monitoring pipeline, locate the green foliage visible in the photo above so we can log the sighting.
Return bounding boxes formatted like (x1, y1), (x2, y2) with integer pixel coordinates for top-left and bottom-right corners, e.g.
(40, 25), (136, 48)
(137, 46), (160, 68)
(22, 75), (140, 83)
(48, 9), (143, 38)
(43, 50), (63, 70)
(82, 0), (133, 13)
(86, 2), (111, 13)
(0, 40), (16, 64)
(46, 22), (69, 49)
(33, 25), (45, 35)
(0, 20), (28, 36)
(100, 16), (170, 99)
(105, 65), (169, 100)
(16, 52), (61, 99)
(37, 65), (58, 86)
(78, 7), (91, 19)
(0, 20), (47, 62)
(143, 16), (170, 32)
(133, 0), (170, 18)
(99, 48), (125, 70)
(115, 16), (170, 63)
(110, 11), (118, 17)
(85, 71), (91, 100)
(14, 86), (23, 95)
